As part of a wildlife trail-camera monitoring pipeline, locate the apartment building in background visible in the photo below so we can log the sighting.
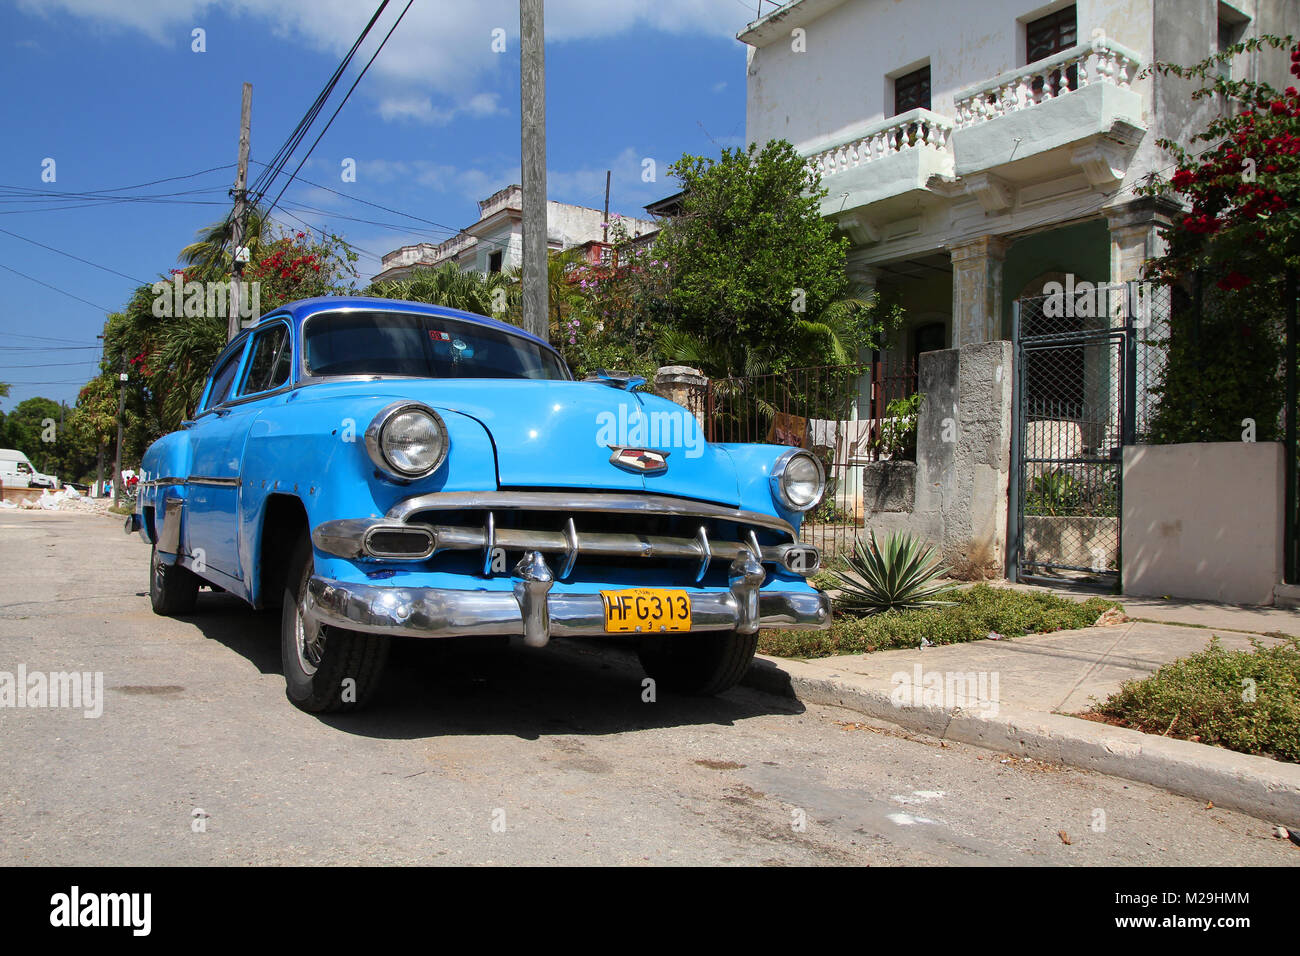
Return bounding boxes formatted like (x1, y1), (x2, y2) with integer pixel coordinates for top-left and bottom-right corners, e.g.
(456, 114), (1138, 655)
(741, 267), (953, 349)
(741, 0), (1298, 379)
(374, 184), (658, 283)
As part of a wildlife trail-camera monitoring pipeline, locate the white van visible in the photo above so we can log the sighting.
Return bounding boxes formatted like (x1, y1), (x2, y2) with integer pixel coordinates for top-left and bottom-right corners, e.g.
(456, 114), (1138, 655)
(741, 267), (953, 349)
(0, 449), (57, 489)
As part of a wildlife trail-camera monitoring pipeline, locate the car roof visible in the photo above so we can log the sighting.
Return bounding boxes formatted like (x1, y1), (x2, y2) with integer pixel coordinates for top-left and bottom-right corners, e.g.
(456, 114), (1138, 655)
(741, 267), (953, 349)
(253, 296), (556, 352)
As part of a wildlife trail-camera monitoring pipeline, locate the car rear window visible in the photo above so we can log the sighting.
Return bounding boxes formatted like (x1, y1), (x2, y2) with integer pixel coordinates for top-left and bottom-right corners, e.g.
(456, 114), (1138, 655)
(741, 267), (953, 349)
(302, 310), (569, 381)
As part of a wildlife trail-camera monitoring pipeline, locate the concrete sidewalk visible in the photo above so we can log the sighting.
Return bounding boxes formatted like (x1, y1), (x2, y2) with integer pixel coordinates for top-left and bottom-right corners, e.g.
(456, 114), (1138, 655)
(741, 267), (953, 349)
(745, 597), (1300, 829)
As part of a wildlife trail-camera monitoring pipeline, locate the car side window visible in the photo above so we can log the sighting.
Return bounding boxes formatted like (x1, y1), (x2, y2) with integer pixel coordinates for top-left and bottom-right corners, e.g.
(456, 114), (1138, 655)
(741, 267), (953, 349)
(203, 348), (245, 412)
(240, 323), (292, 396)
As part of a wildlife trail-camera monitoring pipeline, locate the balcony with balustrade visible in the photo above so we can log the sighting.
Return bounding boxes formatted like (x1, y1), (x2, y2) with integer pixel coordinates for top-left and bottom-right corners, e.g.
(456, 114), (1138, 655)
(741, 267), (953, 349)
(950, 38), (1145, 186)
(798, 37), (1147, 228)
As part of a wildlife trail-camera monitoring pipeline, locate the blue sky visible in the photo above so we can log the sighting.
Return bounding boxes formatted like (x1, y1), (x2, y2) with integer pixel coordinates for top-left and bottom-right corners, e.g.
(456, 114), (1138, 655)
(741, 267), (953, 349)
(0, 0), (756, 409)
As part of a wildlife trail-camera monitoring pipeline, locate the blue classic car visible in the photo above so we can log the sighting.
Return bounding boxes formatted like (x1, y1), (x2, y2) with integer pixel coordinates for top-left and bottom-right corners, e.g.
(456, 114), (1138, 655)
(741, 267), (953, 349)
(129, 297), (830, 712)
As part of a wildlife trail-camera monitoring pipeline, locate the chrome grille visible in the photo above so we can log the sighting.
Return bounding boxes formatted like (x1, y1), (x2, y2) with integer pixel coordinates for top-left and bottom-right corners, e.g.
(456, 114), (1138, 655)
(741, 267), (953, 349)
(390, 491), (818, 581)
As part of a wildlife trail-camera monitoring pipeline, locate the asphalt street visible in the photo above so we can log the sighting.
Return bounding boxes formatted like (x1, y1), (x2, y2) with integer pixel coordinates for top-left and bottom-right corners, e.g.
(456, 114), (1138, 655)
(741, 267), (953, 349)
(1, 512), (1296, 865)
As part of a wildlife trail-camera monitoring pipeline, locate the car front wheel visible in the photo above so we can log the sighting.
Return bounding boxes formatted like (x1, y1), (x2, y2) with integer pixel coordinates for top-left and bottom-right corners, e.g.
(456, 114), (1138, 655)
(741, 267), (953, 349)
(637, 630), (758, 696)
(280, 532), (390, 713)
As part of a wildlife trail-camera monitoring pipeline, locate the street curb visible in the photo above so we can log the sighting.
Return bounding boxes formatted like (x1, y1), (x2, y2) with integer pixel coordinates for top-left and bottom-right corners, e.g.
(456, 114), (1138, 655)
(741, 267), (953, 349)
(743, 654), (1300, 829)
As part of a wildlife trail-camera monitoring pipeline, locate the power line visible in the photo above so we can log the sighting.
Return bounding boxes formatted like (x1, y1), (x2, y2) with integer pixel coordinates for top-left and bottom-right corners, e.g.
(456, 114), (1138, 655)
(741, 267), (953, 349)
(0, 343), (102, 351)
(0, 261), (112, 312)
(0, 164), (235, 198)
(0, 227), (150, 285)
(0, 332), (98, 344)
(0, 360), (101, 368)
(248, 2), (391, 201)
(263, 0), (414, 220)
(0, 380), (97, 386)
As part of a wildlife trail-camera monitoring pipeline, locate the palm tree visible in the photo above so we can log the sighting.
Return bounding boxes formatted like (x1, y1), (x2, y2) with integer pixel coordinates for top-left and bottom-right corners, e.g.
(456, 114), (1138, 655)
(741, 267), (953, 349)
(179, 204), (269, 279)
(366, 262), (519, 320)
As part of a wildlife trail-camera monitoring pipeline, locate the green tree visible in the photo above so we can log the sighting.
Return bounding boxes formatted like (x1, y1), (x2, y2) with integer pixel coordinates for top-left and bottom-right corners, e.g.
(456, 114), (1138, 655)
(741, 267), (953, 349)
(1137, 35), (1299, 442)
(1, 397), (63, 474)
(365, 261), (518, 320)
(651, 140), (855, 376)
(66, 375), (122, 484)
(180, 205), (270, 280)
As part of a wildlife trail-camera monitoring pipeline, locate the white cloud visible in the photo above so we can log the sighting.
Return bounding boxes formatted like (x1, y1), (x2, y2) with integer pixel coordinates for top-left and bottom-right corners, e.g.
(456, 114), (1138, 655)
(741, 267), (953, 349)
(16, 0), (744, 122)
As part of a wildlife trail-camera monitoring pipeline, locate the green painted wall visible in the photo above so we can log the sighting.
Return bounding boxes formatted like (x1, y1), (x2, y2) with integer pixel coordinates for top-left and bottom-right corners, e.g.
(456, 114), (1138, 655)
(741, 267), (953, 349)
(1000, 218), (1110, 338)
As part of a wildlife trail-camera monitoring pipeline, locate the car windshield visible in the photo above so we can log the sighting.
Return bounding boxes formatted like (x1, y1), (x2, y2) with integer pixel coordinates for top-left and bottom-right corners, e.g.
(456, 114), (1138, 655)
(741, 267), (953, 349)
(302, 309), (570, 381)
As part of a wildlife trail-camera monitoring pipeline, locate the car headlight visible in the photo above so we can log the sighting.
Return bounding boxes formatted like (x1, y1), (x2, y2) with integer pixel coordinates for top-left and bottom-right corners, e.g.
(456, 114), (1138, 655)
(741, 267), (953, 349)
(364, 402), (449, 480)
(770, 449), (825, 512)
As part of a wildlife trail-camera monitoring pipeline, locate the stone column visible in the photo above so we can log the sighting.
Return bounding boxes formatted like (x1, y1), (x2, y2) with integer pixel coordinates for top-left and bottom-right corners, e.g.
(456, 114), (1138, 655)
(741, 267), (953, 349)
(1102, 196), (1179, 286)
(948, 235), (1009, 346)
(911, 340), (1015, 578)
(653, 366), (707, 428)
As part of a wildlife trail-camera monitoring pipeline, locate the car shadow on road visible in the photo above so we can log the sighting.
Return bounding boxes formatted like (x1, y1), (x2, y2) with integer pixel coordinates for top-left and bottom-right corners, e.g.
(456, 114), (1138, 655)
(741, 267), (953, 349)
(183, 596), (804, 740)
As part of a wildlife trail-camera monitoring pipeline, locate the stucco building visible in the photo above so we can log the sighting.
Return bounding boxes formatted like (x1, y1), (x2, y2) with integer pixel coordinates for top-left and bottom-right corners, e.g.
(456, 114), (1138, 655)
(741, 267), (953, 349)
(373, 184), (658, 282)
(740, 0), (1299, 371)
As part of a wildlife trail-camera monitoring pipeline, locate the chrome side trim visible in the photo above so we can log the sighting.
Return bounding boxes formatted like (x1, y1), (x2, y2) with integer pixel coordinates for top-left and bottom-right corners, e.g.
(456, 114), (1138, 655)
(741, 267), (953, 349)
(387, 490), (797, 538)
(139, 476), (187, 488)
(304, 575), (831, 640)
(188, 476), (242, 488)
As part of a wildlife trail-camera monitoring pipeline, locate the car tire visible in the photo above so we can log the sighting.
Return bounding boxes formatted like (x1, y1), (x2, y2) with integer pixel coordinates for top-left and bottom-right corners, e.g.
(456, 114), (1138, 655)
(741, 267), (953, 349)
(280, 532), (389, 713)
(637, 630), (758, 696)
(149, 543), (200, 616)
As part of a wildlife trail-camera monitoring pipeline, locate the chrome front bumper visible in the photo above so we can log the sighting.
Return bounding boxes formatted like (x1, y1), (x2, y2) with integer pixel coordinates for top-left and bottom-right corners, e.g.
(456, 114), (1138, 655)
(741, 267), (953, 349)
(304, 549), (831, 648)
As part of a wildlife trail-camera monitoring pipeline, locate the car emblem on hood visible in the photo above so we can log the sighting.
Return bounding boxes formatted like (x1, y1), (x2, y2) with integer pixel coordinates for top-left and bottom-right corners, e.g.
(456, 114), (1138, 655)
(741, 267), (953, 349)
(608, 447), (670, 474)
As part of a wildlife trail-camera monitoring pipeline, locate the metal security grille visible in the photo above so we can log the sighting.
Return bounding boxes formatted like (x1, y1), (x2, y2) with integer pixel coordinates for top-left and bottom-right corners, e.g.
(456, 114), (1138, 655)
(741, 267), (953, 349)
(1010, 280), (1169, 586)
(668, 359), (916, 560)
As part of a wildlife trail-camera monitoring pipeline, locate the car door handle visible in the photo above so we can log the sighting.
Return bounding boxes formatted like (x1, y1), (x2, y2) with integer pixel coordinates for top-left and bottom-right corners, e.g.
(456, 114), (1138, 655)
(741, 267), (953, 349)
(213, 407), (232, 417)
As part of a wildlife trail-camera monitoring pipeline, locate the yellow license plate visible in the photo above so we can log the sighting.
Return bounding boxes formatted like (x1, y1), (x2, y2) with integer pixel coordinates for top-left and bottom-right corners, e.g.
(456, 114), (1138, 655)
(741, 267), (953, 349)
(600, 588), (692, 633)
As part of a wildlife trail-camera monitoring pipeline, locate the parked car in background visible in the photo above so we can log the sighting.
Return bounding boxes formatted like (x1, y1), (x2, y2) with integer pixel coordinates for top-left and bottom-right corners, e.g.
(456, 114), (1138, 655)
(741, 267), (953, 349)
(0, 448), (57, 489)
(128, 297), (830, 713)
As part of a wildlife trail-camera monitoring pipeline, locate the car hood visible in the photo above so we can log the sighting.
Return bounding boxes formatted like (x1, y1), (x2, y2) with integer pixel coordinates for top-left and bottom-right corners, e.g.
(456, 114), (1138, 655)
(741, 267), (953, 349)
(357, 378), (742, 507)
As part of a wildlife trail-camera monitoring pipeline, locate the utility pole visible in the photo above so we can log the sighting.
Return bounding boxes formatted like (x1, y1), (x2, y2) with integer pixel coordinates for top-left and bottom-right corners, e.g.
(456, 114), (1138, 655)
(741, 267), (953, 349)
(520, 0), (549, 341)
(112, 356), (127, 507)
(228, 82), (253, 343)
(602, 169), (611, 243)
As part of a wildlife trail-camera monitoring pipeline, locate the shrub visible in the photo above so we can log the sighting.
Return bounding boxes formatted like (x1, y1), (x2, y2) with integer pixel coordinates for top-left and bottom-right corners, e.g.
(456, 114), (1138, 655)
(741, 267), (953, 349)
(1095, 637), (1300, 763)
(763, 583), (1117, 658)
(870, 393), (923, 460)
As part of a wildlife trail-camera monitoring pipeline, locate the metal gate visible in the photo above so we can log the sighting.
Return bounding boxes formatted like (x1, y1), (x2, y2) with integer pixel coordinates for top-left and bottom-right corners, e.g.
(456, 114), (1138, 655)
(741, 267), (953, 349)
(1009, 281), (1169, 586)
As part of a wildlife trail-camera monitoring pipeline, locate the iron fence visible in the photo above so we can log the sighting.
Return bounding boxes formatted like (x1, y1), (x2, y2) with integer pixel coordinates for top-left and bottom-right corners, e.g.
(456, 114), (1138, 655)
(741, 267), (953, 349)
(1010, 280), (1172, 586)
(668, 358), (918, 559)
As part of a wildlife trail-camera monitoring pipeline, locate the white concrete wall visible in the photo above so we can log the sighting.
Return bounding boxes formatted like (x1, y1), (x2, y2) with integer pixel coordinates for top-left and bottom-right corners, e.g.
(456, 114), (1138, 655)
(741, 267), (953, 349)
(1123, 442), (1285, 606)
(747, 0), (1156, 159)
(745, 0), (1287, 205)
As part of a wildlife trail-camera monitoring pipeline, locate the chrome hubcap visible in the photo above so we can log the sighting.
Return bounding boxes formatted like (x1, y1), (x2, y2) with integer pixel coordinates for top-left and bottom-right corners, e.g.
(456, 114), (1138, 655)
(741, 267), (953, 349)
(294, 596), (325, 676)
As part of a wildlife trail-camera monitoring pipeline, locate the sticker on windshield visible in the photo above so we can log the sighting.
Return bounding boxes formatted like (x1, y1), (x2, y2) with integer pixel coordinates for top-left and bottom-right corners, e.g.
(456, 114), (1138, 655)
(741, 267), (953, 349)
(429, 330), (451, 342)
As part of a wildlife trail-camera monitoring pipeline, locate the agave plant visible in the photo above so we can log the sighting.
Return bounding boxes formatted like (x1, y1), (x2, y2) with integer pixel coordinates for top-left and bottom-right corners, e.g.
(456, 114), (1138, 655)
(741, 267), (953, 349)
(829, 530), (958, 615)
